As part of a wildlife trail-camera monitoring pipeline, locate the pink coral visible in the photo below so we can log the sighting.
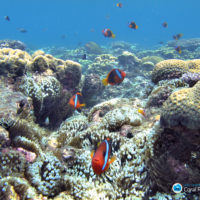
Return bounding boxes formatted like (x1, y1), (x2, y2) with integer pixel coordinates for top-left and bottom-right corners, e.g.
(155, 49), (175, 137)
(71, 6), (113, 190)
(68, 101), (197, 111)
(120, 125), (133, 137)
(16, 147), (37, 162)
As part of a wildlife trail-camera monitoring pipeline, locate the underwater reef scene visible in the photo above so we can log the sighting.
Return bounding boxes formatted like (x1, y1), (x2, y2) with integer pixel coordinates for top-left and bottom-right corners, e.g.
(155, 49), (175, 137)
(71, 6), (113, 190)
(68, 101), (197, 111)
(0, 38), (200, 200)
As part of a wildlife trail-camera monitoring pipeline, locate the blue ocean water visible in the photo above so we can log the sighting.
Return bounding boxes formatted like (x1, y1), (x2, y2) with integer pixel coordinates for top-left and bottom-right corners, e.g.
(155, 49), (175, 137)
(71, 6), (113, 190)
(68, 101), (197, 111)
(1, 0), (200, 49)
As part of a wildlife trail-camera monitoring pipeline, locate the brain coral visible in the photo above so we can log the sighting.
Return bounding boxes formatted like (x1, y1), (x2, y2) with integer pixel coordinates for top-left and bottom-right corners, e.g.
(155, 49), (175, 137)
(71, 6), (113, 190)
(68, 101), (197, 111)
(152, 59), (187, 83)
(152, 59), (200, 83)
(160, 81), (200, 129)
(0, 48), (32, 77)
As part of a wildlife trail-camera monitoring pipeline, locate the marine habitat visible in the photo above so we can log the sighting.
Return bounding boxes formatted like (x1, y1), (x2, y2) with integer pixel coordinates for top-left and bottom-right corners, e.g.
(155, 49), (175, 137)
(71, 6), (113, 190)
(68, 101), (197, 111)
(1, 0), (200, 199)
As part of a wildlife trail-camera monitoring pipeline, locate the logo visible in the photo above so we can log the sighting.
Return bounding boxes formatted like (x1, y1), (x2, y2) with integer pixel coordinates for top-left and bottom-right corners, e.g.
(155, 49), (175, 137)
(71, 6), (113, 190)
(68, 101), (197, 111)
(172, 183), (182, 193)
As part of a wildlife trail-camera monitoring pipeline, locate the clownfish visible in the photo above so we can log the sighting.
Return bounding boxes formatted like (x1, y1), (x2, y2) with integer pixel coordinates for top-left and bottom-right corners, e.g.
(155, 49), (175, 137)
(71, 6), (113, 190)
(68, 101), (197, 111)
(162, 22), (168, 28)
(91, 138), (116, 175)
(102, 28), (116, 38)
(102, 69), (126, 86)
(116, 3), (122, 8)
(4, 16), (10, 21)
(69, 92), (85, 109)
(173, 33), (183, 40)
(175, 46), (182, 54)
(128, 21), (138, 29)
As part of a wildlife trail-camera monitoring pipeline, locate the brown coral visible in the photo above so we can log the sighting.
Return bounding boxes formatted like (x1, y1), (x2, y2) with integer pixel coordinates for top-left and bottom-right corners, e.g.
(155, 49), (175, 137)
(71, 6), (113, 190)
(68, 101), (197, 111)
(56, 60), (81, 90)
(152, 59), (200, 83)
(0, 48), (32, 78)
(152, 59), (187, 83)
(160, 81), (200, 129)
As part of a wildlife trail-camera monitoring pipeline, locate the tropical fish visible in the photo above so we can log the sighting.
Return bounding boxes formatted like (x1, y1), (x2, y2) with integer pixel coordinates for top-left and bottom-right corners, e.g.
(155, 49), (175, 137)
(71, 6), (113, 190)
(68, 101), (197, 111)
(17, 28), (28, 33)
(162, 22), (168, 28)
(173, 33), (183, 40)
(102, 69), (126, 86)
(4, 16), (10, 21)
(128, 21), (138, 29)
(175, 46), (182, 54)
(82, 54), (87, 60)
(116, 3), (122, 8)
(102, 28), (115, 38)
(138, 108), (146, 117)
(69, 92), (85, 109)
(91, 138), (116, 175)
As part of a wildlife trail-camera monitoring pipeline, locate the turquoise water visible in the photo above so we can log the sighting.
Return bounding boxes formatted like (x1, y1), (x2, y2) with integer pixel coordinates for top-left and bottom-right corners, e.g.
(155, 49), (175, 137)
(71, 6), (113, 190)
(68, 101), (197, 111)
(1, 0), (200, 48)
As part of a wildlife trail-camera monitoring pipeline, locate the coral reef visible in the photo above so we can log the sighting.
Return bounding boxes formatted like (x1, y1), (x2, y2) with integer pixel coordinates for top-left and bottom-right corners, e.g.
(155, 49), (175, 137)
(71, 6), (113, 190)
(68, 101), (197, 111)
(20, 74), (72, 128)
(181, 72), (200, 86)
(118, 51), (141, 71)
(152, 59), (200, 83)
(56, 60), (82, 90)
(152, 59), (187, 83)
(0, 40), (26, 50)
(84, 41), (103, 54)
(167, 38), (200, 51)
(1, 42), (200, 200)
(0, 81), (33, 129)
(147, 79), (188, 107)
(88, 54), (118, 76)
(54, 98), (160, 199)
(0, 48), (32, 78)
(147, 126), (200, 195)
(26, 153), (64, 197)
(82, 73), (104, 106)
(160, 81), (200, 129)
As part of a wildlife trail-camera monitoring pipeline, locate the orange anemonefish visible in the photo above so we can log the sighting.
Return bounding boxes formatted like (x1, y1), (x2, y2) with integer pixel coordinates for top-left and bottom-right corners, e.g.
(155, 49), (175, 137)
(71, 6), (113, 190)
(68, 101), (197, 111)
(102, 28), (116, 38)
(69, 92), (85, 109)
(116, 3), (122, 8)
(175, 46), (182, 54)
(102, 69), (126, 86)
(128, 21), (138, 29)
(162, 22), (168, 28)
(91, 138), (116, 175)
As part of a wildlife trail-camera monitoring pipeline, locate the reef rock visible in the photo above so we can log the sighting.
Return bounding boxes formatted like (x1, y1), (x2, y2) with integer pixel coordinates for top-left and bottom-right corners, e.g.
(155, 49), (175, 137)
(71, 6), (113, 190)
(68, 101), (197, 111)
(84, 41), (103, 54)
(0, 81), (33, 129)
(0, 40), (26, 50)
(0, 48), (32, 78)
(160, 81), (200, 129)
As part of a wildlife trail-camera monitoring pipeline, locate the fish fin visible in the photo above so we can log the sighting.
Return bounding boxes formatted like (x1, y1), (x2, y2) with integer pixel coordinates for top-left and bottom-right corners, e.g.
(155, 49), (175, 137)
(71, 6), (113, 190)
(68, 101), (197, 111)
(97, 141), (101, 147)
(104, 156), (116, 172)
(109, 155), (116, 164)
(102, 78), (108, 86)
(112, 34), (116, 38)
(104, 164), (110, 172)
(91, 150), (94, 159)
(136, 25), (138, 29)
(80, 103), (86, 107)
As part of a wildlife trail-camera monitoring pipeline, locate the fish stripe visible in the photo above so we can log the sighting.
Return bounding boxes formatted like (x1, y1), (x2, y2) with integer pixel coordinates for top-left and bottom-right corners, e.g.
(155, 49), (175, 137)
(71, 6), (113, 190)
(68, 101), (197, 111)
(102, 140), (109, 171)
(115, 69), (122, 79)
(74, 94), (78, 108)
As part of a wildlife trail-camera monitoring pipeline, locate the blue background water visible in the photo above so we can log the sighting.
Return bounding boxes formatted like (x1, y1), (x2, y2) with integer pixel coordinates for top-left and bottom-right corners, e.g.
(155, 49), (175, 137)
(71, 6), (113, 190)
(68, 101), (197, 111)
(1, 0), (199, 49)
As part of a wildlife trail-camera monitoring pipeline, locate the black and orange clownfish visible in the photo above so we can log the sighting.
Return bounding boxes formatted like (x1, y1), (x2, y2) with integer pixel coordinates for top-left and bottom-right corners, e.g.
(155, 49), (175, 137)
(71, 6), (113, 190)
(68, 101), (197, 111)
(69, 92), (85, 109)
(102, 28), (116, 38)
(91, 138), (116, 175)
(116, 3), (122, 8)
(173, 33), (183, 40)
(102, 69), (126, 86)
(162, 22), (168, 28)
(4, 16), (10, 21)
(175, 46), (182, 54)
(128, 21), (138, 29)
